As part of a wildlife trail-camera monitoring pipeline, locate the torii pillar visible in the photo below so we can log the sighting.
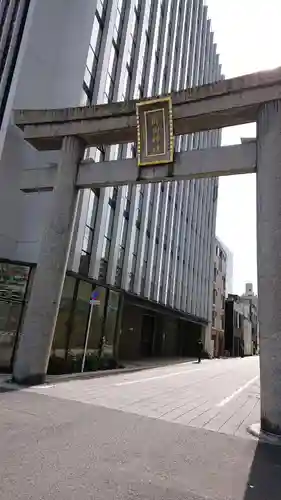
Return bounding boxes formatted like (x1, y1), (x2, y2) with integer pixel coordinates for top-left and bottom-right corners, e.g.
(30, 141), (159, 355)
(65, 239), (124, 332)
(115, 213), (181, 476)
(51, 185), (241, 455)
(256, 100), (281, 436)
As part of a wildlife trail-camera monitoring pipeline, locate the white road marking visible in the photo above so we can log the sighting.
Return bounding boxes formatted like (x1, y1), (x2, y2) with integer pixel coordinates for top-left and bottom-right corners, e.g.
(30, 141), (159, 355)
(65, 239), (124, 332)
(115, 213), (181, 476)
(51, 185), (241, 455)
(115, 367), (205, 386)
(26, 384), (56, 390)
(216, 375), (259, 407)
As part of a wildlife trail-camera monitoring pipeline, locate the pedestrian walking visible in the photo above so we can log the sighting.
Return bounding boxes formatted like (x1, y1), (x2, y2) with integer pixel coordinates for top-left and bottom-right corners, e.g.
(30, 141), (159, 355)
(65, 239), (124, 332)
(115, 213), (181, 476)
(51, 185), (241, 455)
(197, 338), (203, 363)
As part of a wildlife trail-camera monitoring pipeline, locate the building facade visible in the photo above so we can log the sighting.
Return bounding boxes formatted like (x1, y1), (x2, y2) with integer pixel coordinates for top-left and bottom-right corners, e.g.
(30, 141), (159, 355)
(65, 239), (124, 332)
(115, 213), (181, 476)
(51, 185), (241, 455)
(211, 238), (227, 357)
(241, 283), (259, 353)
(217, 237), (233, 297)
(0, 0), (222, 374)
(225, 291), (258, 357)
(0, 0), (31, 156)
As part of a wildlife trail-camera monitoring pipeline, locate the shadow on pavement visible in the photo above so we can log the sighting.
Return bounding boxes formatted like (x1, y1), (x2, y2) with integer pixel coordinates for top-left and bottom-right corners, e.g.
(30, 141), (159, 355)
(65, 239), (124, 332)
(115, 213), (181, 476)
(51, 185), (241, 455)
(0, 376), (23, 393)
(0, 385), (20, 393)
(244, 441), (281, 499)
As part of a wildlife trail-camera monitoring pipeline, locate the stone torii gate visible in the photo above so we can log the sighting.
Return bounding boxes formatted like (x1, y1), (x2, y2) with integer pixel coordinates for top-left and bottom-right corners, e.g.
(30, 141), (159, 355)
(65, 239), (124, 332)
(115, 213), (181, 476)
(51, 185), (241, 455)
(12, 67), (281, 438)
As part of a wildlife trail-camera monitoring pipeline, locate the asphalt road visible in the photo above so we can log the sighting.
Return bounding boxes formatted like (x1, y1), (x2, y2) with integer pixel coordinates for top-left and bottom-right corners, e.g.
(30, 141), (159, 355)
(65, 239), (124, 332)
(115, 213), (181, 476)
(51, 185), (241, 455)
(1, 357), (281, 500)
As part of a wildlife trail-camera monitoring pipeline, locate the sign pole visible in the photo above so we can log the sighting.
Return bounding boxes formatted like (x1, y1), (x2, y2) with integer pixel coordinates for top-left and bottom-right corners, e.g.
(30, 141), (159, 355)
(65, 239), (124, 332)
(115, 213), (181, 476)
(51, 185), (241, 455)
(81, 302), (94, 373)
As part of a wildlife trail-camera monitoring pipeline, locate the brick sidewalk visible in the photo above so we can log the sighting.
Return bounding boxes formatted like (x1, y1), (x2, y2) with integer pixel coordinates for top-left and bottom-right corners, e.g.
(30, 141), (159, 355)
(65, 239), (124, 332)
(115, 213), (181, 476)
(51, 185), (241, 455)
(25, 358), (261, 440)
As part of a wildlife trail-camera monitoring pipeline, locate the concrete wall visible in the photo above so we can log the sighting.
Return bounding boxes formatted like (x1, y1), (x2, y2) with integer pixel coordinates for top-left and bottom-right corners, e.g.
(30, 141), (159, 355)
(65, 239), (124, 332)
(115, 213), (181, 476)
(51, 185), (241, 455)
(0, 0), (96, 262)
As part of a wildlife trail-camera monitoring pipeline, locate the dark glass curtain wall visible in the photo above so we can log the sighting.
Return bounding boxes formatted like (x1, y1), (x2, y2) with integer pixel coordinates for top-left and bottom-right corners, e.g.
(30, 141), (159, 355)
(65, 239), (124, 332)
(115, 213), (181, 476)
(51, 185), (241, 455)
(48, 275), (120, 374)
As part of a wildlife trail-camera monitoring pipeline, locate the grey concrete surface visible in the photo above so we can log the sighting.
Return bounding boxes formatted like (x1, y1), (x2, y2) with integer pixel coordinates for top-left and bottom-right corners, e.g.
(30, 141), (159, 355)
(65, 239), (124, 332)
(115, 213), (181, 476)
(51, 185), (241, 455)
(1, 357), (281, 499)
(27, 357), (261, 439)
(14, 66), (281, 149)
(257, 100), (281, 435)
(13, 136), (84, 385)
(1, 358), (281, 500)
(21, 143), (256, 192)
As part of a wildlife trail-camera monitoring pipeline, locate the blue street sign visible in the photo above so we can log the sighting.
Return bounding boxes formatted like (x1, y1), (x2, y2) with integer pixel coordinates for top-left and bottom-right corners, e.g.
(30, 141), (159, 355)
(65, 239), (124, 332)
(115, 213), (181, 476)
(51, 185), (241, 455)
(90, 289), (100, 305)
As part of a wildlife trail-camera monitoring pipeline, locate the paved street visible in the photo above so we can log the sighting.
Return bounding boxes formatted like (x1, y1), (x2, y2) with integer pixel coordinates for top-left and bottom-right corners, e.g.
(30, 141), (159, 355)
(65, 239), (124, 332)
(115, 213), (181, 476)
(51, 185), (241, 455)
(1, 357), (281, 499)
(28, 356), (261, 438)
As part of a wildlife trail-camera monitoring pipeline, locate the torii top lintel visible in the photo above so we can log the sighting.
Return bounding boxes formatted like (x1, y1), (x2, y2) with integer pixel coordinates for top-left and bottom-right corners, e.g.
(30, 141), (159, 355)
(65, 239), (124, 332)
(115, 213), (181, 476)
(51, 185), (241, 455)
(14, 67), (281, 151)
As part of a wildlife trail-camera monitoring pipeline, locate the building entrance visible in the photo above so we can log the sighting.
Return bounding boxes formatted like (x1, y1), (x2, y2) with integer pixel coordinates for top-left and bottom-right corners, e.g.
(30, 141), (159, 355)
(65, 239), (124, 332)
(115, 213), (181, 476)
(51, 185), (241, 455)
(141, 315), (155, 357)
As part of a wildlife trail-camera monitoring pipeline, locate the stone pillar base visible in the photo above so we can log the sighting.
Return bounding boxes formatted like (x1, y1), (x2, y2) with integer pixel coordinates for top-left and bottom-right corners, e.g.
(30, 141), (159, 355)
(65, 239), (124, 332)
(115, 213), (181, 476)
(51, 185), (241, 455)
(248, 423), (281, 446)
(12, 373), (46, 387)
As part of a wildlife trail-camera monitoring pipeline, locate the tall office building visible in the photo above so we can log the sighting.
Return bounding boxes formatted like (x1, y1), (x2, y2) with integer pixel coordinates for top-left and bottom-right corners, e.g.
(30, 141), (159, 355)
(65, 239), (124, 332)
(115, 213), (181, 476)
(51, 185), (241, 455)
(0, 1), (31, 155)
(0, 0), (222, 374)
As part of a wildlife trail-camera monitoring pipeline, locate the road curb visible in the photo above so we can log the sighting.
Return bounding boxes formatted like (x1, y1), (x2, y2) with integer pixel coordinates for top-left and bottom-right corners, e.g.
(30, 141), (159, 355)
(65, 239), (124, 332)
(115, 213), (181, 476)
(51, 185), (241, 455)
(0, 366), (153, 390)
(46, 365), (157, 384)
(0, 360), (196, 389)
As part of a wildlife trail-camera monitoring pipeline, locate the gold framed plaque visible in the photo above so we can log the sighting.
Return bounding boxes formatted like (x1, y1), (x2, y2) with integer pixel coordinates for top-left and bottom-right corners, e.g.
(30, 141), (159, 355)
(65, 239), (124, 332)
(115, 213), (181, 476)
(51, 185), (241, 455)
(136, 96), (174, 167)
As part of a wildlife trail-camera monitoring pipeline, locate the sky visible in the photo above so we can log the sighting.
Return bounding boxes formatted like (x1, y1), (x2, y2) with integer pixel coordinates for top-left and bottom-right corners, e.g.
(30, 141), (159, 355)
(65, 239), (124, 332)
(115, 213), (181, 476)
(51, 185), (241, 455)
(206, 0), (281, 295)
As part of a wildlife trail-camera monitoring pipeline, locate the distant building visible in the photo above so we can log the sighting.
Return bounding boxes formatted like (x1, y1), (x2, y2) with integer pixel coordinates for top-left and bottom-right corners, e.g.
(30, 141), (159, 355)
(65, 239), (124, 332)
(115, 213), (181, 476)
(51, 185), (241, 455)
(216, 237), (233, 296)
(211, 238), (227, 357)
(242, 282), (258, 308)
(241, 283), (259, 353)
(225, 285), (258, 357)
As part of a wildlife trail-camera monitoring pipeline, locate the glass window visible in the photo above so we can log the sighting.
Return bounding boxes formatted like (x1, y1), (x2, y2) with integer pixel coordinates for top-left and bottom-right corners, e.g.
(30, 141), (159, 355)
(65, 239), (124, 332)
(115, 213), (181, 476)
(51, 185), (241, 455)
(84, 67), (91, 87)
(79, 250), (91, 276)
(115, 266), (122, 287)
(85, 286), (107, 362)
(83, 225), (93, 254)
(131, 253), (137, 276)
(104, 72), (112, 96)
(118, 216), (128, 264)
(0, 301), (22, 371)
(105, 205), (115, 239)
(212, 310), (216, 327)
(90, 16), (100, 53)
(81, 91), (89, 106)
(86, 47), (95, 72)
(98, 258), (108, 281)
(0, 263), (30, 301)
(97, 0), (105, 18)
(102, 236), (111, 260)
(117, 245), (125, 268)
(49, 277), (76, 369)
(67, 281), (92, 371)
(133, 227), (140, 255)
(86, 191), (96, 228)
(103, 291), (120, 359)
(114, 8), (121, 41)
(95, 147), (105, 162)
(108, 44), (116, 77)
(144, 237), (149, 262)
